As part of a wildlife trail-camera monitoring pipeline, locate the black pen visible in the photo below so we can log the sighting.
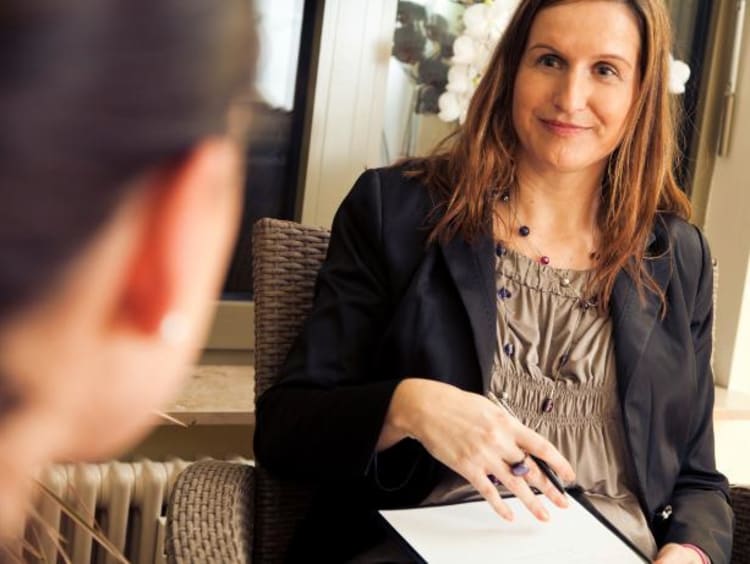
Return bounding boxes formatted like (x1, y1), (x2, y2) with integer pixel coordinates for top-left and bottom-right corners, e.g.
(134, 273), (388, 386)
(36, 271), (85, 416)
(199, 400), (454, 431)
(488, 391), (568, 495)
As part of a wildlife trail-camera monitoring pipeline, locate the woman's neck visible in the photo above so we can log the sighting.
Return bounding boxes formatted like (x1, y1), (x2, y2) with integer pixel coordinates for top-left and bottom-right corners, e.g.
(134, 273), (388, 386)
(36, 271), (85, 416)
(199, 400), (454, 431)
(494, 160), (604, 270)
(512, 160), (603, 236)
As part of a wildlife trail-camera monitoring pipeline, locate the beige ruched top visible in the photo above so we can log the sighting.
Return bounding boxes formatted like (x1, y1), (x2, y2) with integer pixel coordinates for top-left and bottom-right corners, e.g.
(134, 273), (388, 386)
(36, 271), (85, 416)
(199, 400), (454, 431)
(421, 247), (658, 558)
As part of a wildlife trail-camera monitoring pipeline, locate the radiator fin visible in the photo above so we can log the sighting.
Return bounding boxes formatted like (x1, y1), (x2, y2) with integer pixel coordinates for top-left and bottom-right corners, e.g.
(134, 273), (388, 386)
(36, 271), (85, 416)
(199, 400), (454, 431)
(27, 459), (196, 564)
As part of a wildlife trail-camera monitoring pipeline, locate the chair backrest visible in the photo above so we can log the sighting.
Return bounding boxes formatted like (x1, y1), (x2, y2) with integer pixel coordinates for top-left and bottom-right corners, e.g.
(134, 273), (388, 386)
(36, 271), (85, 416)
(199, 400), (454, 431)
(732, 485), (750, 563)
(712, 258), (718, 371)
(252, 218), (331, 564)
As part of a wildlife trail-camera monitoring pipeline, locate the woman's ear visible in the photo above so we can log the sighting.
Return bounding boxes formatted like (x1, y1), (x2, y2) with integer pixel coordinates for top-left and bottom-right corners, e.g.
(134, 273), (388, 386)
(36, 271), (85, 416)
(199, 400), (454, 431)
(69, 135), (243, 455)
(62, 136), (243, 458)
(118, 138), (243, 345)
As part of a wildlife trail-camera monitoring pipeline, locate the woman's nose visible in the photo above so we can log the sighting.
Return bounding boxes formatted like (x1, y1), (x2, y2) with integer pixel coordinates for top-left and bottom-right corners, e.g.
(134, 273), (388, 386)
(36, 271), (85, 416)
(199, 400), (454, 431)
(552, 69), (591, 114)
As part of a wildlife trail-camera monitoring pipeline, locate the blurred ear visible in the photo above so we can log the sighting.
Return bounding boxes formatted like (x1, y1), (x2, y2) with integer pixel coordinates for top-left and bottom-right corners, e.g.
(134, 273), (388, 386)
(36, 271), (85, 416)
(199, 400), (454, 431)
(119, 138), (242, 341)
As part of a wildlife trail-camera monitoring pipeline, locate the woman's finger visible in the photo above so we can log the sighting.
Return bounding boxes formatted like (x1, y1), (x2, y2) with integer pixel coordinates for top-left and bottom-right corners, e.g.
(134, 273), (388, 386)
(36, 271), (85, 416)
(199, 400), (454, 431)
(523, 458), (569, 509)
(502, 442), (529, 475)
(516, 426), (576, 482)
(489, 462), (550, 522)
(465, 469), (514, 522)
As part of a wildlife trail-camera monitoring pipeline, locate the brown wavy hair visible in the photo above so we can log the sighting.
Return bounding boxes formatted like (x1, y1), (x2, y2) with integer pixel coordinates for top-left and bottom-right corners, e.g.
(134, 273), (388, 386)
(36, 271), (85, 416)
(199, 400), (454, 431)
(407, 0), (690, 311)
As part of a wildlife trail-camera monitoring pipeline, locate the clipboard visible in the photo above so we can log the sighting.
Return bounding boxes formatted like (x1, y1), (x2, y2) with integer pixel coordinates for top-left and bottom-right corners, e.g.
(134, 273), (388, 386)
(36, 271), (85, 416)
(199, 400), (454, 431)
(378, 487), (650, 563)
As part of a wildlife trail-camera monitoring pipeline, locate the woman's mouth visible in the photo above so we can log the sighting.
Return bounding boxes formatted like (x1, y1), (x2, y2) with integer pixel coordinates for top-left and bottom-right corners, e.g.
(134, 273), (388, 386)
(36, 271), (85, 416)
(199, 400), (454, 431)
(540, 119), (590, 136)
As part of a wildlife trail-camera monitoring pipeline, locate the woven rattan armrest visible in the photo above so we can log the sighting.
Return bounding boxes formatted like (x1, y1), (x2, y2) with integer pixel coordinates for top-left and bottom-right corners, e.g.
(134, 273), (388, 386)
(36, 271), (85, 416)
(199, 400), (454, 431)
(165, 460), (254, 564)
(732, 484), (750, 563)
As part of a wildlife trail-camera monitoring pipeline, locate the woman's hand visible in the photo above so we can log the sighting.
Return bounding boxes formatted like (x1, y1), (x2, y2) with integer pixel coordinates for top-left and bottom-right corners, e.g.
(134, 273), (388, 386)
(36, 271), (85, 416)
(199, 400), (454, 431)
(654, 543), (707, 563)
(377, 378), (576, 522)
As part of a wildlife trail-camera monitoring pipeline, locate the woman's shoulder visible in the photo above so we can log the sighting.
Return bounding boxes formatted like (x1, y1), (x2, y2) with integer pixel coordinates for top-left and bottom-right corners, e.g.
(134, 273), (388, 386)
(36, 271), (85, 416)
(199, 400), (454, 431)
(654, 213), (711, 288)
(346, 162), (433, 202)
(340, 163), (436, 232)
(329, 164), (438, 290)
(655, 214), (709, 260)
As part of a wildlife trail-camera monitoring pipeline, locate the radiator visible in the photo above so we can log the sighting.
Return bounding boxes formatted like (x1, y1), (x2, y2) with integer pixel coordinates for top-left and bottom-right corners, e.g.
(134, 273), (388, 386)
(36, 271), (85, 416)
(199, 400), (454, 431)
(26, 459), (193, 564)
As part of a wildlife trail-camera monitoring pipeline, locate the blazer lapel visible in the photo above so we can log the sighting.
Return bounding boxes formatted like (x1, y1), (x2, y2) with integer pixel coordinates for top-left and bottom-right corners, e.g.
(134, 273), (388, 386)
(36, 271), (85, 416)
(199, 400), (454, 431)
(440, 234), (496, 392)
(612, 233), (671, 500)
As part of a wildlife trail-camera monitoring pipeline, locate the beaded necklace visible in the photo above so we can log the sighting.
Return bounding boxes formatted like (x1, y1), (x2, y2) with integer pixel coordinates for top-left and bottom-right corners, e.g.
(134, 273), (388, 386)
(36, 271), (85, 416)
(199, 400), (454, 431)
(493, 191), (599, 414)
(497, 191), (600, 268)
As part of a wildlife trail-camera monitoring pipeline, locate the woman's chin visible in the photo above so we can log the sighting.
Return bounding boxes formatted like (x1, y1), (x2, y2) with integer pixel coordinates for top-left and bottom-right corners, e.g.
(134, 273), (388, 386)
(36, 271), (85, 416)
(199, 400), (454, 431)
(534, 154), (607, 175)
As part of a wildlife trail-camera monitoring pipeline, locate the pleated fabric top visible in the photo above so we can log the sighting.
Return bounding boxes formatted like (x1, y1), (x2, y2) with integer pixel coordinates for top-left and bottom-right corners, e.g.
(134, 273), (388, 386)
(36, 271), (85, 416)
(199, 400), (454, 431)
(422, 247), (657, 558)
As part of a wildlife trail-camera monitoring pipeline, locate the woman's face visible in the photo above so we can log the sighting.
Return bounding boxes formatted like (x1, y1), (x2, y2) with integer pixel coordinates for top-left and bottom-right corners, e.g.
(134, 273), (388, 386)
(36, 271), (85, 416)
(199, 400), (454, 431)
(511, 1), (641, 175)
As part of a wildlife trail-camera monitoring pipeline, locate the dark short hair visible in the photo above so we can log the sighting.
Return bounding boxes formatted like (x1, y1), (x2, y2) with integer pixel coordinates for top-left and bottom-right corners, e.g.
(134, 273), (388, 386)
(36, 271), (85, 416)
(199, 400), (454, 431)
(0, 0), (256, 320)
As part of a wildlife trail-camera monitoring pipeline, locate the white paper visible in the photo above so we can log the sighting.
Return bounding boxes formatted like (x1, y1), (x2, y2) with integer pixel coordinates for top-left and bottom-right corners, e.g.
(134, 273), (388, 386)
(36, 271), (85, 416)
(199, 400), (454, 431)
(379, 495), (645, 563)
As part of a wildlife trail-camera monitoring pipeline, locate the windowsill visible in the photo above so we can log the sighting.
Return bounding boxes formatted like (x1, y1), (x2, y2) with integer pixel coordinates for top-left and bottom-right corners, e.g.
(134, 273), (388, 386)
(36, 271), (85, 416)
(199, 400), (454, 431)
(164, 364), (255, 426)
(713, 385), (750, 421)
(162, 370), (750, 427)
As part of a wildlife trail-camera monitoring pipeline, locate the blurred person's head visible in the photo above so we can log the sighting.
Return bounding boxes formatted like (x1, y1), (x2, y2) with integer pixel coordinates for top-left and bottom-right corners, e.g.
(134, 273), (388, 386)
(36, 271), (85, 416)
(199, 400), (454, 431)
(0, 0), (255, 538)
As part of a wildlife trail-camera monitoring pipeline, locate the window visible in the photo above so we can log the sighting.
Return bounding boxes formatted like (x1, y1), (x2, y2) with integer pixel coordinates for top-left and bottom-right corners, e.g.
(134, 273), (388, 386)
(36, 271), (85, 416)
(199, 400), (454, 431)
(204, 0), (320, 358)
(382, 0), (463, 162)
(223, 0), (319, 299)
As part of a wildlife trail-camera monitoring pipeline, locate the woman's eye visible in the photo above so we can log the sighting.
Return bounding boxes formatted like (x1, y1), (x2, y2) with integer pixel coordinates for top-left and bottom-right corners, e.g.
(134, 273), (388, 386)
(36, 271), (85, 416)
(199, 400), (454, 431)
(595, 63), (619, 77)
(537, 54), (561, 68)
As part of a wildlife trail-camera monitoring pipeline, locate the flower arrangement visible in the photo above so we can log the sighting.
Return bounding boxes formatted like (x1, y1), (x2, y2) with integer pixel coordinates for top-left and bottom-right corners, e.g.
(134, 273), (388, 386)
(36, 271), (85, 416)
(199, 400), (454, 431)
(438, 0), (691, 123)
(391, 1), (456, 115)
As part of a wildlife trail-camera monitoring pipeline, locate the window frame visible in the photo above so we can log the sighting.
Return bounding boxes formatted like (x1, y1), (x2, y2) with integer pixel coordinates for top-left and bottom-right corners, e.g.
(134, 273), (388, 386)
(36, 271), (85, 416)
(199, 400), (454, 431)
(203, 0), (399, 357)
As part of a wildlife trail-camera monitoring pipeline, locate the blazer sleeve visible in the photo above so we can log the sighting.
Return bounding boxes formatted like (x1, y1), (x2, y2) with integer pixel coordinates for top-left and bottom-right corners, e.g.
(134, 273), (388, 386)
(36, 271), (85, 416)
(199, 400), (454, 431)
(661, 226), (734, 563)
(254, 169), (427, 490)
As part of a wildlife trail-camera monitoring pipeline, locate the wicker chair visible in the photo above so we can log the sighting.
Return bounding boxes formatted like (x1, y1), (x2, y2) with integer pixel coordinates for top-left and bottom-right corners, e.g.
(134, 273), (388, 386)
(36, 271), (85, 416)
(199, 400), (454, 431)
(166, 218), (330, 563)
(164, 218), (750, 563)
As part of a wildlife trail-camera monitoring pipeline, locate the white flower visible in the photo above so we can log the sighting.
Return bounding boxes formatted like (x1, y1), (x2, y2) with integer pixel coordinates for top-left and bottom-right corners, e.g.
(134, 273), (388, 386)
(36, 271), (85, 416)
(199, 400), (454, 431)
(452, 35), (477, 64)
(669, 55), (691, 94)
(446, 64), (473, 94)
(474, 43), (493, 71)
(458, 91), (473, 124)
(463, 4), (490, 39)
(486, 1), (518, 41)
(438, 91), (462, 122)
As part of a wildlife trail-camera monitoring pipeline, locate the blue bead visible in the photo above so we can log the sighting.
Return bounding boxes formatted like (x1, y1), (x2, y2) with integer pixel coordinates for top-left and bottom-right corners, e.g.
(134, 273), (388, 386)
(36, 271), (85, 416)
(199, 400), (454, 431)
(497, 287), (512, 300)
(503, 343), (515, 357)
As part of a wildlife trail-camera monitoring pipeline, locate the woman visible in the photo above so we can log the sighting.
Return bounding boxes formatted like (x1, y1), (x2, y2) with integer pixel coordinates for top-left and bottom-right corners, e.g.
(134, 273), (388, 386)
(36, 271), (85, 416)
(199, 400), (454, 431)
(0, 0), (254, 545)
(255, 0), (733, 562)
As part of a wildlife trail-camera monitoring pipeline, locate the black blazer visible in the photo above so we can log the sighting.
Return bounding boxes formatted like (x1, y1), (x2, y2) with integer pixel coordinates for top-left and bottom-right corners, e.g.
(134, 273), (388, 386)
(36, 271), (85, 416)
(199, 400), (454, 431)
(255, 166), (733, 562)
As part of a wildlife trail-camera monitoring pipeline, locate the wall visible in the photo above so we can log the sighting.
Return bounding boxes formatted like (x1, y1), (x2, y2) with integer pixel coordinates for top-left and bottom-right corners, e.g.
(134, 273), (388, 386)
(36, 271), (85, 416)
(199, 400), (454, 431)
(704, 4), (750, 394)
(300, 0), (398, 227)
(703, 3), (750, 486)
(715, 420), (750, 484)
